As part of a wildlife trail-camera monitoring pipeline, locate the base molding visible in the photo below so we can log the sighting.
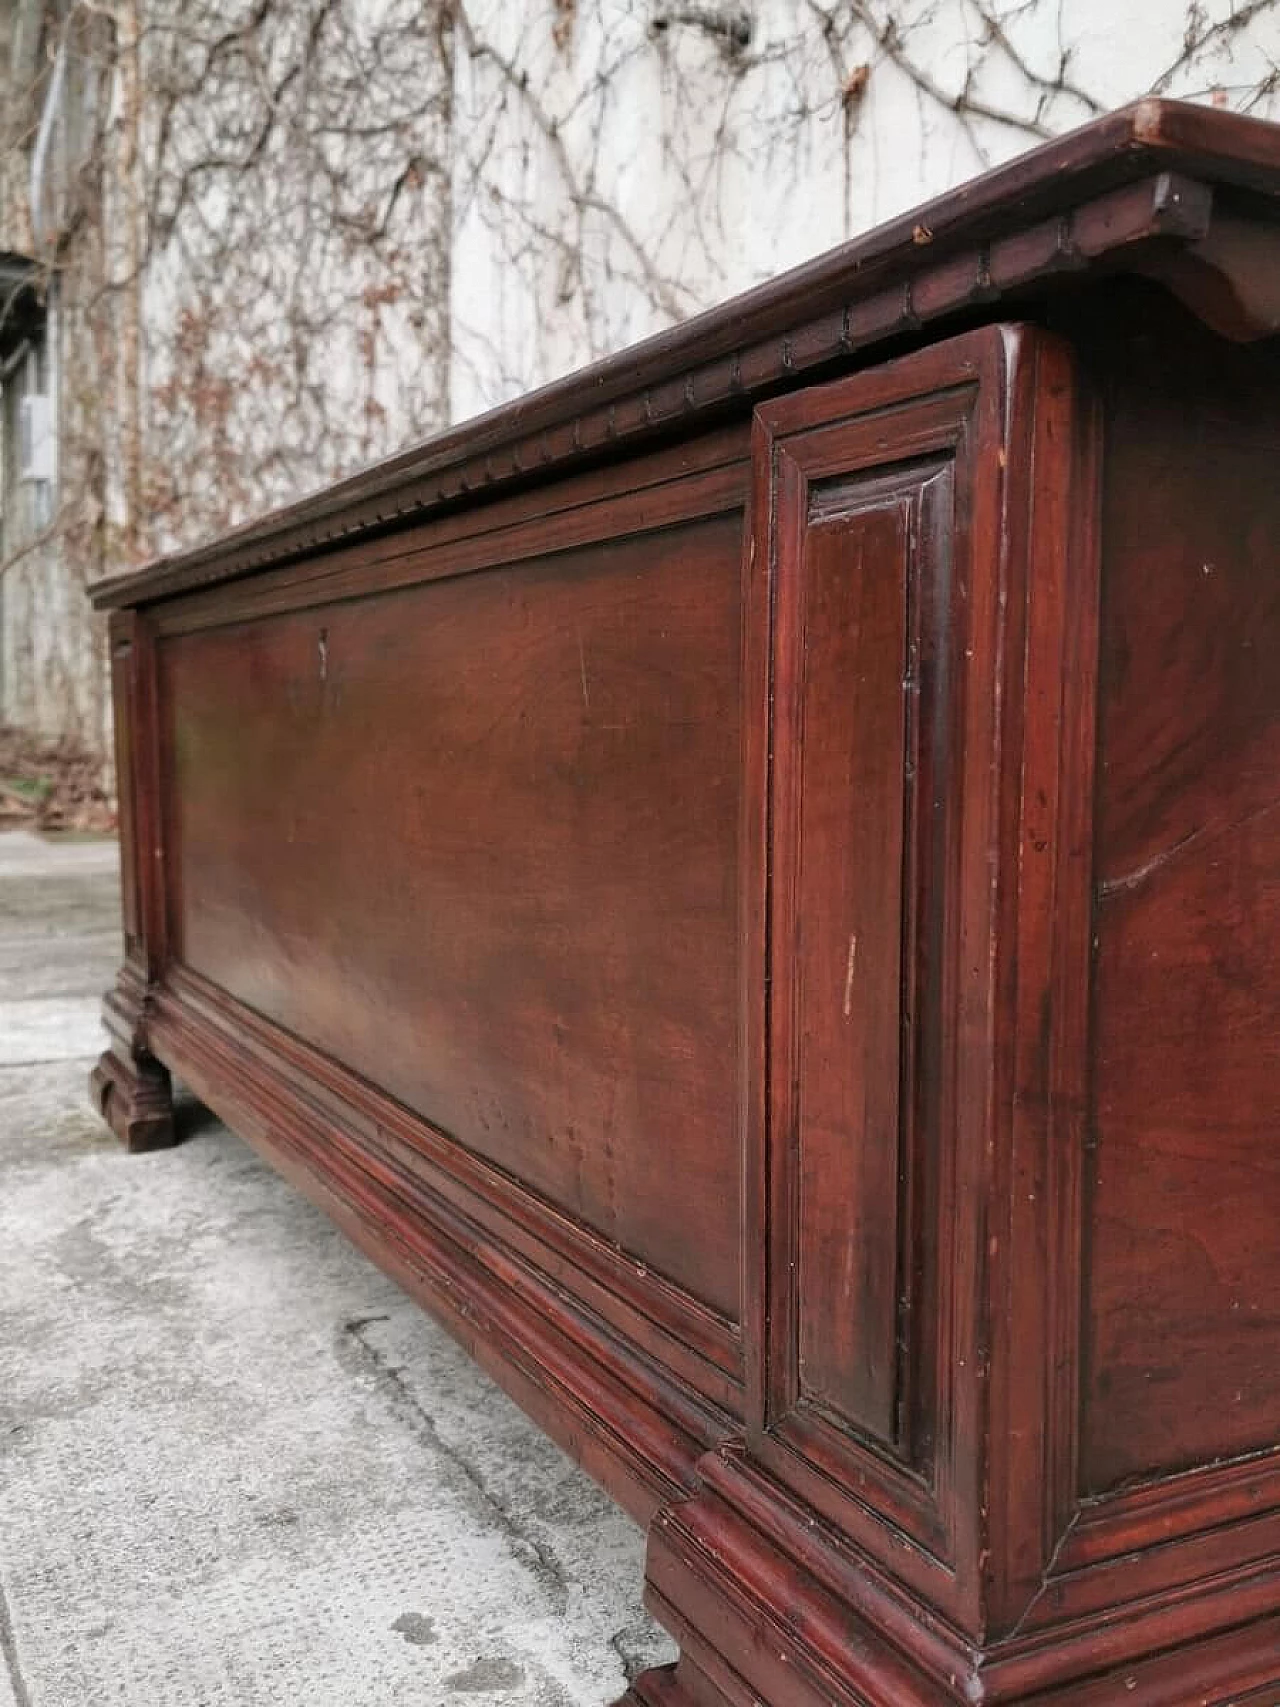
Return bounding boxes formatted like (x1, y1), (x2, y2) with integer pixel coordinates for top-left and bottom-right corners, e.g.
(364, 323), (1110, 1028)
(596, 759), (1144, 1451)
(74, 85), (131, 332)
(643, 1485), (950, 1707)
(633, 1458), (1280, 1707)
(137, 967), (732, 1526)
(90, 964), (177, 1152)
(88, 966), (1280, 1706)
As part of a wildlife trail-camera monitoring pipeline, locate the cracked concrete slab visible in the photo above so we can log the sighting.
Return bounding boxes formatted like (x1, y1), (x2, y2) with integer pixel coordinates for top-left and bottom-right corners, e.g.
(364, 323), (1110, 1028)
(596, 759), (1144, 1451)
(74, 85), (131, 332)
(0, 831), (674, 1706)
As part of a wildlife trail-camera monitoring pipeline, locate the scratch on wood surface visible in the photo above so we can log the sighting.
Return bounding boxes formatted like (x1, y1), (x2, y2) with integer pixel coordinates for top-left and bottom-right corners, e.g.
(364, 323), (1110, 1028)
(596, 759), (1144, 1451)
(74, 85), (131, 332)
(1099, 796), (1280, 900)
(578, 636), (590, 711)
(843, 932), (858, 1017)
(1097, 833), (1194, 897)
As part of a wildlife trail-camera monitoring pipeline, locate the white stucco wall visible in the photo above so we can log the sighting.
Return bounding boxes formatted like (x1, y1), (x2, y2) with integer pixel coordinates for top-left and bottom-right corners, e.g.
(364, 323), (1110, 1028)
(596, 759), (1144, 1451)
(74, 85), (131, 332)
(448, 0), (1280, 419)
(3, 0), (1280, 757)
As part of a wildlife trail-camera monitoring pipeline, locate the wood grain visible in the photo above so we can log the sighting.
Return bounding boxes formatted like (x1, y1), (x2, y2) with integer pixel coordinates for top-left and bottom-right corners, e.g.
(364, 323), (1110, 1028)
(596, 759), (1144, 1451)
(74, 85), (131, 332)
(162, 508), (746, 1325)
(91, 104), (1280, 1707)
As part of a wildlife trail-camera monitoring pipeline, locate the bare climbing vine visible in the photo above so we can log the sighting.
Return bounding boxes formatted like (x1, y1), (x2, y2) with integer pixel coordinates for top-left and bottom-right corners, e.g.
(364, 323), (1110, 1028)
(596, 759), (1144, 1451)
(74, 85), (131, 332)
(444, 0), (1280, 416)
(0, 0), (1277, 751)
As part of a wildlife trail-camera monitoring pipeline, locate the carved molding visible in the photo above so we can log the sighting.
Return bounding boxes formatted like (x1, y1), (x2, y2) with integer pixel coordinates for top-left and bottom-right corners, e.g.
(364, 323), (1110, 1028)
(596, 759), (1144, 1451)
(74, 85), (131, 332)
(95, 101), (1280, 615)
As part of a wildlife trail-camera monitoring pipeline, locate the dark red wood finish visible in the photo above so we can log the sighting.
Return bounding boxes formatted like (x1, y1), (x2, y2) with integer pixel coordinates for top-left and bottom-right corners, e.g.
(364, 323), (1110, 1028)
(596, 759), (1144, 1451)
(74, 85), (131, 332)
(91, 102), (1280, 1706)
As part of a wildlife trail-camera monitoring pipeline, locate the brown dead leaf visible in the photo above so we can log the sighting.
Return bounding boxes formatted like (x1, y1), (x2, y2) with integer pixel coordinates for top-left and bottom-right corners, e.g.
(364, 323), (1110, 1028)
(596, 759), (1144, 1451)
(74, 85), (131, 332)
(0, 725), (116, 835)
(842, 63), (870, 109)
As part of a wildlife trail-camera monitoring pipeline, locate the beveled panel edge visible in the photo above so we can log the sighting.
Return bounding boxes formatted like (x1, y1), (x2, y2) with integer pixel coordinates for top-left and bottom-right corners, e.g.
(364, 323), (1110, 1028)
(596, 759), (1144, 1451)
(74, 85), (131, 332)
(982, 1452), (1280, 1650)
(759, 450), (959, 1570)
(153, 962), (746, 1412)
(980, 1541), (1280, 1704)
(1058, 1448), (1280, 1573)
(639, 1440), (1280, 1707)
(93, 100), (1280, 613)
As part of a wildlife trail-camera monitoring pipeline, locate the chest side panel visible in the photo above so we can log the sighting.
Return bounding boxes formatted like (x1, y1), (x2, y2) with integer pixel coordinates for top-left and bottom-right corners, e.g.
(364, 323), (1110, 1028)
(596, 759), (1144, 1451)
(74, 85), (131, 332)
(1083, 308), (1280, 1493)
(159, 502), (746, 1333)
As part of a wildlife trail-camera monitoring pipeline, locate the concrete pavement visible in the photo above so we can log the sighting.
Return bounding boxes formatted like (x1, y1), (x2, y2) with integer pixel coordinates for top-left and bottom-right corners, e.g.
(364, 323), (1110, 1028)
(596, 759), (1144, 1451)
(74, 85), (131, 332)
(0, 831), (672, 1706)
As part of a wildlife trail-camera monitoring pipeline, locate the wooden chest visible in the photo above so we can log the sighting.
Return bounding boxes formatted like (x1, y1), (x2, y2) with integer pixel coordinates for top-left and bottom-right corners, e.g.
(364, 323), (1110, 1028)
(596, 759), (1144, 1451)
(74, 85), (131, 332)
(91, 101), (1280, 1706)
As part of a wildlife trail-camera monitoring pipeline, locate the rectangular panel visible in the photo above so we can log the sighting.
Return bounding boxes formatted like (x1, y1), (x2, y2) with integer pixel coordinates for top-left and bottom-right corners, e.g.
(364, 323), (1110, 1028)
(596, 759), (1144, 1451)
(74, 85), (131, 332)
(1084, 325), (1280, 1494)
(792, 467), (950, 1460)
(756, 377), (987, 1573)
(160, 508), (745, 1325)
(744, 325), (1096, 1635)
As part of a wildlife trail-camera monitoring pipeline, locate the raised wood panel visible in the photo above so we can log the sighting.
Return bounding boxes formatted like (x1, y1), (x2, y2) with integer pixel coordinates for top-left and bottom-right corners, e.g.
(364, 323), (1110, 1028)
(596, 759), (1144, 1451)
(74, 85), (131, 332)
(1082, 311), (1280, 1495)
(790, 478), (927, 1457)
(778, 461), (955, 1482)
(160, 506), (746, 1328)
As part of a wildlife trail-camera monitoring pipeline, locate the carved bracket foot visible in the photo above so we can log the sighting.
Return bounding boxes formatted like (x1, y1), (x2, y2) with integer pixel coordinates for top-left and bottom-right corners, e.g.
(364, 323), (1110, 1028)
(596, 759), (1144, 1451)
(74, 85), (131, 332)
(90, 1048), (176, 1152)
(90, 963), (178, 1152)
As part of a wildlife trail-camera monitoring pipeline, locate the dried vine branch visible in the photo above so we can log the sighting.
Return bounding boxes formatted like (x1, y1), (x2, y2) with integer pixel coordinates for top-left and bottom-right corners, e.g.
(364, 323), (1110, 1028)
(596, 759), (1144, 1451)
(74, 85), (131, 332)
(0, 0), (1277, 757)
